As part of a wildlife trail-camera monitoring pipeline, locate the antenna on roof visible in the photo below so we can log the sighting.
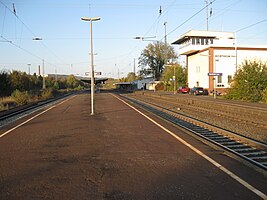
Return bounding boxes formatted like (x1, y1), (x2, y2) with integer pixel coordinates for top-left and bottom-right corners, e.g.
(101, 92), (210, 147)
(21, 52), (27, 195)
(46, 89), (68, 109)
(210, 2), (213, 17)
(205, 0), (213, 31)
(13, 3), (16, 16)
(205, 1), (209, 31)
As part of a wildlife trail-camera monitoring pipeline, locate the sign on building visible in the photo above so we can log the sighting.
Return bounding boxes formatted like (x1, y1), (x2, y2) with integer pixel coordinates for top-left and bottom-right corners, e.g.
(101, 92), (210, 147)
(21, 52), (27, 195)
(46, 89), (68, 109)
(208, 72), (223, 76)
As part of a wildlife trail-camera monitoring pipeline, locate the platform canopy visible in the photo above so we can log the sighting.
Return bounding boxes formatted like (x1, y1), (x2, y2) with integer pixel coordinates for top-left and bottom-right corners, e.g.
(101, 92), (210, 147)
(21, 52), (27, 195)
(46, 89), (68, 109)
(78, 77), (108, 84)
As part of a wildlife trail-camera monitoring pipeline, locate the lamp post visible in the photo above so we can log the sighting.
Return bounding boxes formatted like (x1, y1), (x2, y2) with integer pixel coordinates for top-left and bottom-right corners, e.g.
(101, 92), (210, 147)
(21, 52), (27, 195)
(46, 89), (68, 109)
(42, 59), (45, 89)
(173, 65), (176, 94)
(214, 59), (219, 99)
(164, 64), (176, 94)
(81, 16), (101, 115)
(235, 32), (238, 72)
(164, 21), (168, 66)
(33, 37), (46, 89)
(28, 63), (31, 75)
(133, 36), (156, 41)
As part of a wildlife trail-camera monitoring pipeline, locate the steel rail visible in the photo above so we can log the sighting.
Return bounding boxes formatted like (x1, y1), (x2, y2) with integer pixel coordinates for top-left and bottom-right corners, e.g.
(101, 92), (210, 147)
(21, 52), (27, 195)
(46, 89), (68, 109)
(139, 91), (267, 112)
(131, 93), (267, 127)
(121, 94), (267, 171)
(0, 93), (73, 122)
(136, 92), (267, 117)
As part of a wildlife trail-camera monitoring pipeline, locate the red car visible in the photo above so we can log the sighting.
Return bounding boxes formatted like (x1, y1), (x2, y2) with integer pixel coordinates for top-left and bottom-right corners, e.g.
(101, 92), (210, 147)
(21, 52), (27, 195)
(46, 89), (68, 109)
(177, 86), (190, 94)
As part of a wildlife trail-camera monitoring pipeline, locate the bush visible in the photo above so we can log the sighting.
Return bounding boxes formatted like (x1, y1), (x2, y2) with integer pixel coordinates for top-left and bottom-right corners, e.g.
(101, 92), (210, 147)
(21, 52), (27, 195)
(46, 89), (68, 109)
(74, 85), (84, 91)
(261, 88), (267, 103)
(11, 90), (29, 105)
(155, 82), (165, 91)
(225, 60), (267, 102)
(41, 88), (54, 100)
(0, 103), (4, 111)
(53, 81), (59, 90)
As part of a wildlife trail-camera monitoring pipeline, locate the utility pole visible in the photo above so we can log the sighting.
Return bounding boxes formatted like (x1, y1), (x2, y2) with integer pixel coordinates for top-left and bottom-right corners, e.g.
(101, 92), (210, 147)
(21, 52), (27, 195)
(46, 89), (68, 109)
(164, 21), (167, 45)
(32, 37), (46, 89)
(38, 65), (40, 76)
(173, 65), (176, 94)
(55, 67), (58, 82)
(42, 59), (45, 89)
(133, 58), (136, 75)
(28, 64), (31, 75)
(81, 16), (101, 115)
(235, 32), (238, 72)
(71, 64), (73, 75)
(164, 21), (168, 65)
(206, 1), (209, 31)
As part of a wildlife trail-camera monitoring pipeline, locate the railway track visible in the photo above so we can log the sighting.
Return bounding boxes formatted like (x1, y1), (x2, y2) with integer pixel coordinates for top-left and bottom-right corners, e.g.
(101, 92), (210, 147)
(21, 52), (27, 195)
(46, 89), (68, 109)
(121, 94), (267, 171)
(128, 92), (267, 144)
(0, 93), (74, 125)
(133, 92), (267, 128)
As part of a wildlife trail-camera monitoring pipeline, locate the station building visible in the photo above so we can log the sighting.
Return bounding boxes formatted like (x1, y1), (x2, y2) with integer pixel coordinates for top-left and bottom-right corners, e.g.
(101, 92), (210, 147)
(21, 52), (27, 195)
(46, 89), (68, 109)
(172, 30), (267, 93)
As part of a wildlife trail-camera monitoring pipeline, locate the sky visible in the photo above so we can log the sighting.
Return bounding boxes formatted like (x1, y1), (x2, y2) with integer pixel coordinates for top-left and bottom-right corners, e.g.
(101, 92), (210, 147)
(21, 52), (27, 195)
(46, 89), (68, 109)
(0, 0), (267, 78)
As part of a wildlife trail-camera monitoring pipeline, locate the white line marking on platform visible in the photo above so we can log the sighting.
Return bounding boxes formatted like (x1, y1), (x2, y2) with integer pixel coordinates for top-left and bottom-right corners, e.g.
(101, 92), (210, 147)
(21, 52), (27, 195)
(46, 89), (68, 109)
(0, 96), (76, 138)
(112, 94), (266, 199)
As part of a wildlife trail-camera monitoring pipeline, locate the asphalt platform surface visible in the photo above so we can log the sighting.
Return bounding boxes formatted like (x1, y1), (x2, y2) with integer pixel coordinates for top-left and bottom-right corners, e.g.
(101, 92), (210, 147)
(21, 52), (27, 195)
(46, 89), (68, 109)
(0, 92), (266, 200)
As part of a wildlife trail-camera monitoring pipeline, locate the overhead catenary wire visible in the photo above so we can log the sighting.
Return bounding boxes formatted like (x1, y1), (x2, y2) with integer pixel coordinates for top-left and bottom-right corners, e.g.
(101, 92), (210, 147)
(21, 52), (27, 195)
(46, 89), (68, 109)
(189, 0), (241, 33)
(1, 4), (6, 37)
(1, 1), (266, 77)
(115, 1), (179, 74)
(0, 1), (36, 37)
(164, 0), (216, 39)
(189, 0), (267, 44)
(206, 18), (267, 43)
(236, 19), (267, 33)
(0, 0), (68, 70)
(0, 35), (43, 60)
(0, 35), (60, 71)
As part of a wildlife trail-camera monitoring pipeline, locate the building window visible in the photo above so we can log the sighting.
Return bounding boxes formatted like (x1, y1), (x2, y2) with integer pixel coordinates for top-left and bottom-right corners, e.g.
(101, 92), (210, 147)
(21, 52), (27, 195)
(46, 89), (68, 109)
(196, 38), (200, 45)
(205, 38), (209, 45)
(210, 38), (213, 44)
(217, 75), (222, 83)
(201, 38), (204, 45)
(196, 66), (200, 73)
(192, 38), (195, 45)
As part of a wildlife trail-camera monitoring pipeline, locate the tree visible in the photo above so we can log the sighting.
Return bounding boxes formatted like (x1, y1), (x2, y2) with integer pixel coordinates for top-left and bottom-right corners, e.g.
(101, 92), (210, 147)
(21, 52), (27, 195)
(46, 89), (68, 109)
(226, 60), (267, 102)
(11, 90), (29, 105)
(30, 73), (42, 91)
(0, 71), (11, 99)
(125, 72), (137, 82)
(161, 64), (186, 91)
(118, 72), (137, 83)
(9, 71), (30, 92)
(66, 75), (79, 89)
(138, 42), (178, 80)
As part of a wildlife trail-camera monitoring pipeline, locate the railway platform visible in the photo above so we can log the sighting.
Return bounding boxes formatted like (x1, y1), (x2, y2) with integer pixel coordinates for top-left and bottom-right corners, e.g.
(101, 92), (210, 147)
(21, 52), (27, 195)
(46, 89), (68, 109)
(0, 92), (266, 200)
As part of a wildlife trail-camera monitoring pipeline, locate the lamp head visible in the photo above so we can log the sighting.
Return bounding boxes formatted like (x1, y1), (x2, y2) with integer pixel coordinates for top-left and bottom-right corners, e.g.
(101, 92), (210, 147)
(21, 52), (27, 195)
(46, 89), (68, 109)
(81, 17), (101, 21)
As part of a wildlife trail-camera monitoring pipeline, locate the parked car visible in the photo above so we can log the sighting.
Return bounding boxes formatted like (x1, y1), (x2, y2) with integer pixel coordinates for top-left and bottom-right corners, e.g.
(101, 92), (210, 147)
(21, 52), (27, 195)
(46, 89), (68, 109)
(189, 87), (205, 95)
(210, 90), (220, 96)
(203, 89), (209, 95)
(177, 86), (190, 94)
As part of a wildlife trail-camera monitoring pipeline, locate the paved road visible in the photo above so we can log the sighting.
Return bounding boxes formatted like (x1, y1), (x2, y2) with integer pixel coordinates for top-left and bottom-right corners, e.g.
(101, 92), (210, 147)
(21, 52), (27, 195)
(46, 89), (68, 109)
(0, 92), (266, 200)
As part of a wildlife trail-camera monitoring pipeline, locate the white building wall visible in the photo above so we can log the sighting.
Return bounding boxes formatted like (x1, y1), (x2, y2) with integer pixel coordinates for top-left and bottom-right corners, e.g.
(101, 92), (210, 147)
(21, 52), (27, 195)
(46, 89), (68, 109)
(133, 77), (154, 90)
(214, 49), (236, 88)
(173, 30), (267, 91)
(237, 49), (267, 69)
(188, 50), (209, 88)
(188, 48), (267, 89)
